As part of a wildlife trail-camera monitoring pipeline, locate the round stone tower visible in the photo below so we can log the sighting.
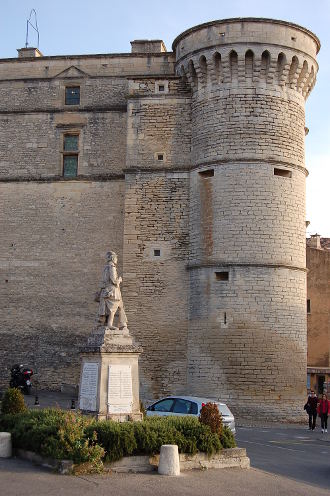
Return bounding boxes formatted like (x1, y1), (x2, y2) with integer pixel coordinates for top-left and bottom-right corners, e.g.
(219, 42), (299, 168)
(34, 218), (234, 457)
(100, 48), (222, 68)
(173, 18), (320, 419)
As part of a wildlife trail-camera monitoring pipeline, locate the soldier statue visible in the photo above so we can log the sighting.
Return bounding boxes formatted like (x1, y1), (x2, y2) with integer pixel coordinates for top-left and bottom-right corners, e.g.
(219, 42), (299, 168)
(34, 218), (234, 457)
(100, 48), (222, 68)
(95, 251), (128, 330)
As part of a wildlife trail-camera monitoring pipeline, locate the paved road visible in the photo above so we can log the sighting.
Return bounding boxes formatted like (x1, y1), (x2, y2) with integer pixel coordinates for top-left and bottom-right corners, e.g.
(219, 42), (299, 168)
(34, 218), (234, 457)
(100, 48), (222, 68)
(0, 457), (329, 496)
(24, 390), (78, 410)
(236, 425), (330, 490)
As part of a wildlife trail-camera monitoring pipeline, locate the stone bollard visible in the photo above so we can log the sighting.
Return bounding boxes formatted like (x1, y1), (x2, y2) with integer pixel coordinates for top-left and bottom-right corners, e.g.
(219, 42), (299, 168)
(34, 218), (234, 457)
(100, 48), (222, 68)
(158, 444), (180, 476)
(0, 433), (12, 458)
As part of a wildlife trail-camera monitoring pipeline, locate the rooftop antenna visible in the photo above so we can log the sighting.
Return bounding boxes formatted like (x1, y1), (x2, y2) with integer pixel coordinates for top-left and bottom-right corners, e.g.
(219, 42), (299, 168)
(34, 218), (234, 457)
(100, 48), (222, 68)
(25, 9), (39, 48)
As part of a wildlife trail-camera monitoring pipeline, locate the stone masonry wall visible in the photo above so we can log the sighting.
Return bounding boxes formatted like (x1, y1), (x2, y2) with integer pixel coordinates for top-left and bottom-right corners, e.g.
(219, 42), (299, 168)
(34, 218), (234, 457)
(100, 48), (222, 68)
(187, 265), (307, 419)
(123, 172), (190, 400)
(126, 78), (191, 170)
(307, 247), (330, 368)
(0, 110), (127, 179)
(191, 88), (305, 168)
(176, 18), (318, 419)
(0, 180), (124, 389)
(190, 162), (306, 268)
(0, 78), (128, 112)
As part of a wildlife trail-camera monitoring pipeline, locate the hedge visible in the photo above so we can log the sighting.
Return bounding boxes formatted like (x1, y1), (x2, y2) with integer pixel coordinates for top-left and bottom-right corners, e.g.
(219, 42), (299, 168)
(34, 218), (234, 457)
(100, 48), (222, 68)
(0, 409), (236, 470)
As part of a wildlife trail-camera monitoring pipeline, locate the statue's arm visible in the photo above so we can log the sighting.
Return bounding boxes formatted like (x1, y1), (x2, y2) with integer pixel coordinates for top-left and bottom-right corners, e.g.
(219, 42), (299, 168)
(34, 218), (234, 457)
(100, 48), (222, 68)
(109, 265), (121, 286)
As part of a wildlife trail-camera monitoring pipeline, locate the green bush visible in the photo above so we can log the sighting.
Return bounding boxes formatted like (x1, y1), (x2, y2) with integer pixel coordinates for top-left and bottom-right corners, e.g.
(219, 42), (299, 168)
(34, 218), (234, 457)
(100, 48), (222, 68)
(86, 420), (137, 462)
(1, 388), (27, 414)
(0, 409), (104, 472)
(87, 415), (222, 462)
(220, 426), (236, 449)
(0, 409), (233, 470)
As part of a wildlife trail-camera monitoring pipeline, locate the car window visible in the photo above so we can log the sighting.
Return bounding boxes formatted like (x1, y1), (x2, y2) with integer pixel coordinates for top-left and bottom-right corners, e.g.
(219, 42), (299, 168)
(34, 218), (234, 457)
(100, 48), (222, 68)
(216, 403), (232, 416)
(173, 399), (192, 414)
(153, 399), (175, 412)
(190, 402), (198, 415)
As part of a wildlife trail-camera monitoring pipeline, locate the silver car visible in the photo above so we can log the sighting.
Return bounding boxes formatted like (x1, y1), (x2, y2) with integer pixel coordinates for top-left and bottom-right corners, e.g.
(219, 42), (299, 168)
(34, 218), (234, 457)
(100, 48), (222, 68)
(146, 395), (236, 434)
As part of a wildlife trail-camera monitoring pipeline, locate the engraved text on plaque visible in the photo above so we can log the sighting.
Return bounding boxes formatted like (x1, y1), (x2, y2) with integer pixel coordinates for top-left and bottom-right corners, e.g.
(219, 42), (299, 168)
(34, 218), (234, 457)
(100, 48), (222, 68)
(80, 362), (99, 411)
(108, 364), (133, 414)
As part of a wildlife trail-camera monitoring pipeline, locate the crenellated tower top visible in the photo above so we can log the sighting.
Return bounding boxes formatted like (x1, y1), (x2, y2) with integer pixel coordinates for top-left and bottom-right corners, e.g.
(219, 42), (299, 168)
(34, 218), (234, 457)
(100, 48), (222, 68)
(173, 18), (319, 99)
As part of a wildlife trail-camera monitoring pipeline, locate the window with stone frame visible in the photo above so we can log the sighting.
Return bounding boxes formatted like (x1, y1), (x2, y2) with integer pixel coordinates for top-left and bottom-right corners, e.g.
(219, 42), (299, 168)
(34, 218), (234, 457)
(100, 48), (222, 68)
(63, 134), (79, 177)
(65, 86), (80, 105)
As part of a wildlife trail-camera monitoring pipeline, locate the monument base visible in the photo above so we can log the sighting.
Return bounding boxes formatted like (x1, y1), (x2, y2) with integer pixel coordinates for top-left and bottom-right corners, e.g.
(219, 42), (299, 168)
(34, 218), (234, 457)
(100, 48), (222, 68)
(79, 326), (143, 421)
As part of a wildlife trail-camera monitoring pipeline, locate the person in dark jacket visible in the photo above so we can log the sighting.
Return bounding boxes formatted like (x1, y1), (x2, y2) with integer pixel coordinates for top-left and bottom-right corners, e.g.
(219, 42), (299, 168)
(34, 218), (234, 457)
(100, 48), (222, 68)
(307, 390), (318, 430)
(317, 393), (330, 433)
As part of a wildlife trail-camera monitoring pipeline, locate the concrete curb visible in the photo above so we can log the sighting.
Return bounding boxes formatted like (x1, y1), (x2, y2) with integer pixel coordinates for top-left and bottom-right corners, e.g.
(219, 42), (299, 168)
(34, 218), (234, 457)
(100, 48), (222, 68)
(16, 449), (73, 474)
(108, 448), (250, 473)
(16, 447), (250, 474)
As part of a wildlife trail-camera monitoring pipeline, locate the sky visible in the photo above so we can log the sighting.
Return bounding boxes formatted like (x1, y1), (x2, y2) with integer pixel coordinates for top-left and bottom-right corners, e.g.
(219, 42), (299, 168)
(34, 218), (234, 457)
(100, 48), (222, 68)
(0, 0), (329, 236)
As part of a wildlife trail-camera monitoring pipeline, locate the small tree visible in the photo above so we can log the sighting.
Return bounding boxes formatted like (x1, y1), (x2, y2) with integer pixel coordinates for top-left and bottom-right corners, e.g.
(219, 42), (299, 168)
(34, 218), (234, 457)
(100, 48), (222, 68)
(199, 402), (223, 437)
(1, 388), (27, 414)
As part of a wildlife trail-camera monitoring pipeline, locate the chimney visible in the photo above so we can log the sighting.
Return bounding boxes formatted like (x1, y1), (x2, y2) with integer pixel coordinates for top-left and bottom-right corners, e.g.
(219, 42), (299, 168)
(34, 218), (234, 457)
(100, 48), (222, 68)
(130, 40), (167, 53)
(17, 47), (43, 58)
(309, 234), (322, 249)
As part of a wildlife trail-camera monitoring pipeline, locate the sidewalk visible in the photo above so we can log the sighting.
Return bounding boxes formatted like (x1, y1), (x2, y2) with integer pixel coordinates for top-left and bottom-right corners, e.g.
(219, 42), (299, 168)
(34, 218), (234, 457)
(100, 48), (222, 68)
(23, 390), (78, 410)
(0, 458), (328, 496)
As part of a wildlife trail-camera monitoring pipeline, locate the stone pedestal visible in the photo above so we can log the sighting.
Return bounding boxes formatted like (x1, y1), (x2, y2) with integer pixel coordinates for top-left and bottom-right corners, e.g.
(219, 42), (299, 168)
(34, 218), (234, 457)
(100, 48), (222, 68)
(79, 326), (143, 421)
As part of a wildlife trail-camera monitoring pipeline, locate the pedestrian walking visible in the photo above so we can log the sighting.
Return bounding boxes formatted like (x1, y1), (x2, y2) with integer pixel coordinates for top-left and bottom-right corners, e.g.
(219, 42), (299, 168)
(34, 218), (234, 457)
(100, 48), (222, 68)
(317, 393), (330, 433)
(305, 390), (318, 430)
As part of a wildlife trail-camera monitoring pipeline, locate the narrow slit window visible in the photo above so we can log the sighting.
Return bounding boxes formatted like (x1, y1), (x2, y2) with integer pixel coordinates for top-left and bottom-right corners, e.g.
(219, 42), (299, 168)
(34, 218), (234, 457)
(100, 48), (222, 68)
(274, 168), (292, 178)
(307, 299), (311, 314)
(199, 169), (214, 178)
(215, 271), (229, 281)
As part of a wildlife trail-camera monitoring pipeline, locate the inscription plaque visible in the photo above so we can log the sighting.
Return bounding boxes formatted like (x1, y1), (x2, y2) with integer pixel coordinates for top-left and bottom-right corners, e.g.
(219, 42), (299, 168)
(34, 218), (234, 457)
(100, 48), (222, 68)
(79, 362), (99, 411)
(108, 364), (133, 414)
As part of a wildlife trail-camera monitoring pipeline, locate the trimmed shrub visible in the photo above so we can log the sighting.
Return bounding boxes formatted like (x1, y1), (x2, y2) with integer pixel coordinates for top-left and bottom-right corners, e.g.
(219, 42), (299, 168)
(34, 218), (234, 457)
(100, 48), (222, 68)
(87, 416), (222, 462)
(199, 402), (223, 437)
(1, 388), (27, 414)
(0, 409), (232, 470)
(220, 426), (236, 449)
(0, 409), (104, 472)
(86, 420), (137, 463)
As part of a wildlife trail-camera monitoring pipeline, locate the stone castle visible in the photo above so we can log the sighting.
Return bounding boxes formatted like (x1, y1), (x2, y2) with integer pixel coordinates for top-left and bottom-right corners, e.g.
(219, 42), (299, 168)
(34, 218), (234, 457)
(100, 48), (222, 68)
(0, 18), (320, 418)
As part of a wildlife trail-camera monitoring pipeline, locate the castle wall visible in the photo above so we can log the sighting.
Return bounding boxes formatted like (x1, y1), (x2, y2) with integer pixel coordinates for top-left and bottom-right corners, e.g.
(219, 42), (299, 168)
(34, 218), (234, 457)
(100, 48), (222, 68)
(191, 88), (305, 168)
(0, 78), (128, 111)
(123, 172), (190, 399)
(190, 163), (306, 267)
(0, 180), (125, 389)
(176, 18), (318, 418)
(188, 266), (307, 418)
(0, 111), (127, 179)
(126, 78), (191, 169)
(0, 18), (320, 419)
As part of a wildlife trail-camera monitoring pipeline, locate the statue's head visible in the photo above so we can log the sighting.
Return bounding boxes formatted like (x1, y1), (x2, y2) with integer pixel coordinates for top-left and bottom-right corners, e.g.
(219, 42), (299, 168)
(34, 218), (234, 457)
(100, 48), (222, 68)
(106, 251), (117, 263)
